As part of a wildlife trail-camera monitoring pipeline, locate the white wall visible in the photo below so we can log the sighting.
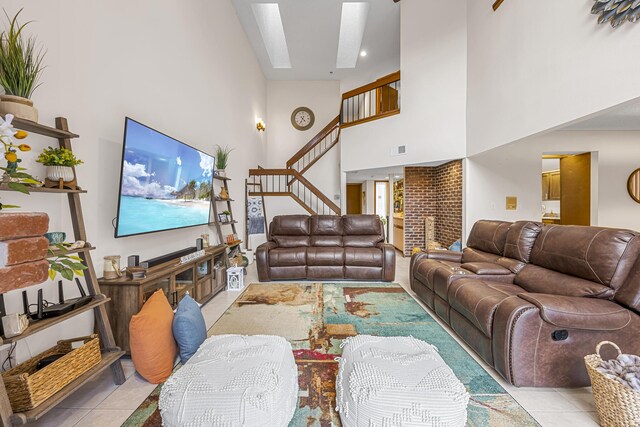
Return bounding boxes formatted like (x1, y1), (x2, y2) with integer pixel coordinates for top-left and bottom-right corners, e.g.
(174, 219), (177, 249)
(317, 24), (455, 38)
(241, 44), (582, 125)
(264, 80), (341, 221)
(0, 0), (266, 363)
(465, 131), (640, 235)
(340, 0), (467, 173)
(467, 1), (640, 156)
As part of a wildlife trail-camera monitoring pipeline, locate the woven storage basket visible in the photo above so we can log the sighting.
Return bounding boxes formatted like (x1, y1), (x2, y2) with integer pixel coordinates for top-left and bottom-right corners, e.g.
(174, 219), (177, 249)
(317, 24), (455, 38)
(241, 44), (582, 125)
(584, 341), (640, 427)
(2, 334), (101, 412)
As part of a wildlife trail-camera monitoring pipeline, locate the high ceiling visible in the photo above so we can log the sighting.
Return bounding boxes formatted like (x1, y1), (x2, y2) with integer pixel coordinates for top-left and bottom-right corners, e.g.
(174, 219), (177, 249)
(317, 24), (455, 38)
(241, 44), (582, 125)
(562, 99), (640, 131)
(231, 0), (400, 82)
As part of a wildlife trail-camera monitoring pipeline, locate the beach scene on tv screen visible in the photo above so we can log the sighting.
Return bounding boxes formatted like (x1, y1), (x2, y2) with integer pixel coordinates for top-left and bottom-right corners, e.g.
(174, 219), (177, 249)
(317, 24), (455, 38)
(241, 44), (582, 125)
(117, 119), (214, 237)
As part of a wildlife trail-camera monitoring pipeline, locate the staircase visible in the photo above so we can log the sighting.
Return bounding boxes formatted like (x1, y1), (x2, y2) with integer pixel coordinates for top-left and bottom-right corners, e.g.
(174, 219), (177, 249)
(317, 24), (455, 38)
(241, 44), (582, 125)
(248, 71), (401, 216)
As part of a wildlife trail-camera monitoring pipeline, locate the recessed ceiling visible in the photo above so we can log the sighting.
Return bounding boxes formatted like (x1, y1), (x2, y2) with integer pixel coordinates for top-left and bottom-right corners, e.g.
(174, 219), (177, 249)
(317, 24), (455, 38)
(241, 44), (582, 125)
(232, 0), (400, 81)
(562, 99), (640, 131)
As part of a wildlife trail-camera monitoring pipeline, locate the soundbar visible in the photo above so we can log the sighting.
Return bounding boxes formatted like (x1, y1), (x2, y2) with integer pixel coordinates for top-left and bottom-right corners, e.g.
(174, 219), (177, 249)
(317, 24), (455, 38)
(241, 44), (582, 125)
(143, 247), (198, 268)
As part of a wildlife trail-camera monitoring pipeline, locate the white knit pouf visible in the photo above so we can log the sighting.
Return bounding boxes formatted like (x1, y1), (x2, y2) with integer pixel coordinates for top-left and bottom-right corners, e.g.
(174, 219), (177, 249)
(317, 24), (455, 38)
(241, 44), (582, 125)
(336, 335), (469, 427)
(159, 335), (298, 427)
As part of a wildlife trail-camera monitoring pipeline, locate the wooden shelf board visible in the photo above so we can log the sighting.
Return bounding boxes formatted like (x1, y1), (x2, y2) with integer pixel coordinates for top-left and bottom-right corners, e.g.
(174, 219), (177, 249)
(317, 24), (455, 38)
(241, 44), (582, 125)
(213, 221), (237, 226)
(0, 184), (86, 194)
(49, 245), (95, 257)
(11, 117), (79, 139)
(9, 350), (124, 425)
(213, 176), (231, 181)
(227, 240), (242, 247)
(0, 295), (109, 345)
(214, 199), (235, 202)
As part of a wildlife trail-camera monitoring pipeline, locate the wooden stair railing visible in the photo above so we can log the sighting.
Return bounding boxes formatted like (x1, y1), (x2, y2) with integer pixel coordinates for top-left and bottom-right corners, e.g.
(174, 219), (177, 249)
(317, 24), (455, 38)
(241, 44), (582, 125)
(248, 168), (341, 216)
(341, 70), (400, 128)
(287, 115), (340, 172)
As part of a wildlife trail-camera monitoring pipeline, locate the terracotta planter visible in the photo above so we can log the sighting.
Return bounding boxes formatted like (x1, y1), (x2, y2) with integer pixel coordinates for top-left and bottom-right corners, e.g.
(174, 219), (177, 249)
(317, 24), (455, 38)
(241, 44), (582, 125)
(0, 95), (38, 122)
(46, 166), (74, 182)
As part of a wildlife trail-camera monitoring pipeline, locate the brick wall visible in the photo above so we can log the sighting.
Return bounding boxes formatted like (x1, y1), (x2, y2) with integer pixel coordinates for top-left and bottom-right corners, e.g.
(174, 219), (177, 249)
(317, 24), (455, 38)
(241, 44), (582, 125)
(403, 160), (463, 255)
(0, 213), (50, 293)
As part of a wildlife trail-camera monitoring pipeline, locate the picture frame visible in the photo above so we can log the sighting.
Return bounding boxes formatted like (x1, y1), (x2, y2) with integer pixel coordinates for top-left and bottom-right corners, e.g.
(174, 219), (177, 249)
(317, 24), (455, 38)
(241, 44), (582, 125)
(218, 213), (228, 223)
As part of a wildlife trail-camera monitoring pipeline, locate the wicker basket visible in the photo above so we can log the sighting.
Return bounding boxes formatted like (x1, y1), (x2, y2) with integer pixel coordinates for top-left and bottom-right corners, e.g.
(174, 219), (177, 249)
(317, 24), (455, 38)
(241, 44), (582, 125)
(584, 341), (640, 427)
(2, 334), (102, 412)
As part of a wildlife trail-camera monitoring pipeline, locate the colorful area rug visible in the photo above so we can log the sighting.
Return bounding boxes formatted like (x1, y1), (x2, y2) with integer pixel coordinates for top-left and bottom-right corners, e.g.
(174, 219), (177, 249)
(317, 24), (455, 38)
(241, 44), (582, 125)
(123, 282), (539, 426)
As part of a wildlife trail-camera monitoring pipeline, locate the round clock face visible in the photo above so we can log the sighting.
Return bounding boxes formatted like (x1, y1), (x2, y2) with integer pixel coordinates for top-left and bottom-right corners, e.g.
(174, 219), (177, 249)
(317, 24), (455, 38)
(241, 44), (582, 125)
(291, 107), (315, 131)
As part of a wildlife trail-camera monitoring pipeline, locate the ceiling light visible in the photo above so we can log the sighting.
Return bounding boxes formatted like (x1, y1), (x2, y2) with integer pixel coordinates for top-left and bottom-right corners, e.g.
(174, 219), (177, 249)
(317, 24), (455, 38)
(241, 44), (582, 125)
(251, 3), (291, 68)
(336, 2), (370, 68)
(360, 51), (367, 57)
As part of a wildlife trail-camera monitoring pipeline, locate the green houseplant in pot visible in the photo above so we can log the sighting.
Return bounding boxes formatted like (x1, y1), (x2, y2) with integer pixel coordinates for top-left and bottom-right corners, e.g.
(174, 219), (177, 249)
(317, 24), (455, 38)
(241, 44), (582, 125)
(214, 145), (233, 177)
(36, 146), (83, 183)
(0, 9), (46, 122)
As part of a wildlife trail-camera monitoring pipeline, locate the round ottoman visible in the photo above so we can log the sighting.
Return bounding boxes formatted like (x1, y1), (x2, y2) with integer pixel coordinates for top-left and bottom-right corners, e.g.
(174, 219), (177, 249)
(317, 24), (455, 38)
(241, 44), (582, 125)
(336, 335), (469, 427)
(159, 334), (298, 427)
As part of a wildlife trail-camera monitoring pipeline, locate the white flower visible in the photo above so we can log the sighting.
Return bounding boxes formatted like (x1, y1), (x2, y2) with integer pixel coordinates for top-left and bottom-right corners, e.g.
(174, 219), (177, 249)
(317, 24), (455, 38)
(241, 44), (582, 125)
(0, 114), (17, 142)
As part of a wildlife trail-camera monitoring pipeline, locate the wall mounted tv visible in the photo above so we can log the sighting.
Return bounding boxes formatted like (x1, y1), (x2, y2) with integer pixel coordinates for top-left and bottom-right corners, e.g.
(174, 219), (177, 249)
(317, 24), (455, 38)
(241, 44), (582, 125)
(114, 117), (215, 238)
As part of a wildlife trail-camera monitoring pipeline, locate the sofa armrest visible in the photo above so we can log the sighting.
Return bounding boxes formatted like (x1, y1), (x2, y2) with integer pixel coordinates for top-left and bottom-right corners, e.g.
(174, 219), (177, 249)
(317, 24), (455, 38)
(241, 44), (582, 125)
(461, 262), (511, 275)
(518, 293), (632, 331)
(256, 241), (278, 282)
(377, 243), (396, 282)
(425, 249), (463, 263)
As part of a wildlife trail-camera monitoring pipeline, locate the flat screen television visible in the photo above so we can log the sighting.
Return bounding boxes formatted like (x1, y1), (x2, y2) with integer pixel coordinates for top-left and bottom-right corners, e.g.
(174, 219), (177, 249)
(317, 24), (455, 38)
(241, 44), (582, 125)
(114, 117), (215, 238)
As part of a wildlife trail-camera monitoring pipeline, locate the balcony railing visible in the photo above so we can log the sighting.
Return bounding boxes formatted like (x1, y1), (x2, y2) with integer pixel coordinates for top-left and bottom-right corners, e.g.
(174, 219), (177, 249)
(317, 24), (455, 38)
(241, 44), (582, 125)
(340, 71), (400, 128)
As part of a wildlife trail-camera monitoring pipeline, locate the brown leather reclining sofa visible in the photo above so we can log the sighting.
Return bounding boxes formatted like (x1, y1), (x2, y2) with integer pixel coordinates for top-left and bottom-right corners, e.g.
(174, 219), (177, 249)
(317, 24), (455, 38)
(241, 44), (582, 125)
(257, 215), (395, 282)
(410, 220), (640, 387)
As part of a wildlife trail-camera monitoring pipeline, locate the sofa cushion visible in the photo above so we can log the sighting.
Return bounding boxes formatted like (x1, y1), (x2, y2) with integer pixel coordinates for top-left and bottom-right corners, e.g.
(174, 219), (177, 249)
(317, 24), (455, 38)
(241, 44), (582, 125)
(271, 215), (310, 236)
(273, 235), (310, 248)
(465, 220), (511, 256)
(343, 215), (382, 235)
(503, 221), (543, 263)
(311, 235), (343, 247)
(460, 262), (511, 275)
(515, 264), (614, 298)
(344, 247), (382, 267)
(269, 248), (306, 267)
(172, 294), (206, 364)
(343, 235), (383, 248)
(529, 225), (640, 290)
(414, 259), (466, 290)
(461, 247), (502, 264)
(307, 247), (344, 266)
(311, 215), (343, 235)
(449, 279), (526, 338)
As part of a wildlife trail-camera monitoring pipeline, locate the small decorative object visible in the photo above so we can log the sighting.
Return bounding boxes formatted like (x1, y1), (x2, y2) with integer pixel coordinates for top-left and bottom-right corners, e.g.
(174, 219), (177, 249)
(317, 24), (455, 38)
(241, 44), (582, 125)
(592, 0), (640, 28)
(506, 196), (517, 210)
(214, 145), (234, 177)
(217, 213), (228, 223)
(126, 266), (147, 280)
(226, 266), (244, 291)
(103, 255), (122, 279)
(179, 250), (205, 265)
(127, 255), (140, 267)
(0, 9), (46, 122)
(291, 106), (315, 131)
(67, 240), (86, 250)
(43, 231), (66, 245)
(2, 313), (29, 338)
(628, 168), (640, 204)
(0, 114), (39, 204)
(256, 118), (266, 132)
(47, 243), (88, 281)
(36, 146), (83, 189)
(200, 233), (210, 247)
(219, 187), (229, 200)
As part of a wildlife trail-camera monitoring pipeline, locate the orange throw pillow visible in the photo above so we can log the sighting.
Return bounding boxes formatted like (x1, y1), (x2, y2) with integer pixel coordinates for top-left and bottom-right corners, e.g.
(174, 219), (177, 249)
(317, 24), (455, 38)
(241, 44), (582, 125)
(129, 289), (177, 383)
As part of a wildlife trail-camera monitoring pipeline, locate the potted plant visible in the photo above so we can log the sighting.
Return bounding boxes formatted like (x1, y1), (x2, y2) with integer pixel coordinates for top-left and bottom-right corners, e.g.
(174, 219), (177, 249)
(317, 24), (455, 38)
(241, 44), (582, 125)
(0, 10), (46, 122)
(36, 146), (83, 183)
(214, 145), (233, 177)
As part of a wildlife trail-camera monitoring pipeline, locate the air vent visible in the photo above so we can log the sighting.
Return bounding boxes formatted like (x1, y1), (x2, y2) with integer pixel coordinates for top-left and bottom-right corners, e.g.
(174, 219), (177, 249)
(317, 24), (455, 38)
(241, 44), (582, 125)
(390, 145), (407, 156)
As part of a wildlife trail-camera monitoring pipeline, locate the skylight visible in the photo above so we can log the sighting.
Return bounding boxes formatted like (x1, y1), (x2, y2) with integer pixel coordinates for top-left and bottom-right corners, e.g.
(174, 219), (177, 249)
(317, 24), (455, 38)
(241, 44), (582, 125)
(251, 3), (291, 69)
(336, 2), (370, 69)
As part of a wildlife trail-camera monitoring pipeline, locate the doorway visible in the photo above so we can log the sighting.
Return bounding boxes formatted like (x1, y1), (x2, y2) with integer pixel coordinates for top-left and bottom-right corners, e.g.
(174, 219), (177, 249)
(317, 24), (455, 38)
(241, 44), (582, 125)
(541, 153), (591, 226)
(346, 183), (363, 214)
(375, 180), (390, 239)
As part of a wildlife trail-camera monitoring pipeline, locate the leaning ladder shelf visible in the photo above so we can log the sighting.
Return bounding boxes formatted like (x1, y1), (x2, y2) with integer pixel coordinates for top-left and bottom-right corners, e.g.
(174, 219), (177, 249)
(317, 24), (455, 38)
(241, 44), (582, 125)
(0, 117), (126, 427)
(211, 176), (243, 266)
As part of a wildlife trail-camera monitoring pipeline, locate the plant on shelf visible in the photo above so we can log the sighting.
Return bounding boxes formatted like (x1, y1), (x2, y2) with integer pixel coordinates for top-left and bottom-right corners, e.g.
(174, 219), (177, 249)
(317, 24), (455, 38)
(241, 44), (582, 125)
(214, 145), (234, 177)
(0, 9), (46, 122)
(47, 243), (88, 280)
(0, 113), (40, 204)
(36, 146), (83, 183)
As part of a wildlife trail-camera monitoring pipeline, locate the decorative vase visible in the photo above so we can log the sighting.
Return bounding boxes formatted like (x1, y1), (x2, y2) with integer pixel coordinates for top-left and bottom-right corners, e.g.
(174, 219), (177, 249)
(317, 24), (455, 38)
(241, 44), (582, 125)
(219, 187), (229, 200)
(217, 169), (226, 177)
(0, 95), (38, 122)
(46, 165), (75, 182)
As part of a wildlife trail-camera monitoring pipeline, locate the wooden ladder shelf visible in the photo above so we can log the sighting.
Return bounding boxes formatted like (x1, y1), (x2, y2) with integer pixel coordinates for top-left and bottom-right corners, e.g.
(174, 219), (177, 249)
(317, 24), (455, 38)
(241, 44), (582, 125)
(0, 117), (126, 426)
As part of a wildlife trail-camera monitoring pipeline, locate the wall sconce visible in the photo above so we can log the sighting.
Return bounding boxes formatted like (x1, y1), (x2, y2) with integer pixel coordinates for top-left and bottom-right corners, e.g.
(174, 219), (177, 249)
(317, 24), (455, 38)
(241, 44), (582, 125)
(256, 119), (266, 132)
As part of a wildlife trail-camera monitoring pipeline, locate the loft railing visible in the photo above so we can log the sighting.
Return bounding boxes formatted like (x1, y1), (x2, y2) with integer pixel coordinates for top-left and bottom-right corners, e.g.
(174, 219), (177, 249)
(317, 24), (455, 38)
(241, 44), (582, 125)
(286, 115), (340, 174)
(248, 168), (341, 216)
(340, 70), (400, 128)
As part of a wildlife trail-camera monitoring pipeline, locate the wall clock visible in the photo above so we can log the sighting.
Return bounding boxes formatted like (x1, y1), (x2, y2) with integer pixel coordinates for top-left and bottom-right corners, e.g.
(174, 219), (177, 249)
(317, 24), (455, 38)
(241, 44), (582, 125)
(628, 168), (640, 204)
(291, 107), (315, 131)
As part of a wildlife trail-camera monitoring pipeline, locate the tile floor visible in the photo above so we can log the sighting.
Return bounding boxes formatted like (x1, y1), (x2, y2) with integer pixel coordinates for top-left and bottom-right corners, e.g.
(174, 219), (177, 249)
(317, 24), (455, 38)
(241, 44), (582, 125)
(31, 255), (601, 427)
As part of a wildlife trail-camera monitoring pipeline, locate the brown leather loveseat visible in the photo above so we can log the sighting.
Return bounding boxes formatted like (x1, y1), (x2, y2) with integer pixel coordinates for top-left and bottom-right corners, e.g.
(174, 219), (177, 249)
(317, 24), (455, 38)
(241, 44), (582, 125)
(257, 215), (395, 282)
(411, 220), (640, 387)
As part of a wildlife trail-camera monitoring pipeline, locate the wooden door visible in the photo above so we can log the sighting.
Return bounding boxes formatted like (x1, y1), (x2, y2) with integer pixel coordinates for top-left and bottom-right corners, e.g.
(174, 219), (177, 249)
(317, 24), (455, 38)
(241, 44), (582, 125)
(377, 85), (399, 114)
(346, 184), (363, 214)
(560, 153), (591, 226)
(542, 173), (550, 200)
(549, 172), (561, 200)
